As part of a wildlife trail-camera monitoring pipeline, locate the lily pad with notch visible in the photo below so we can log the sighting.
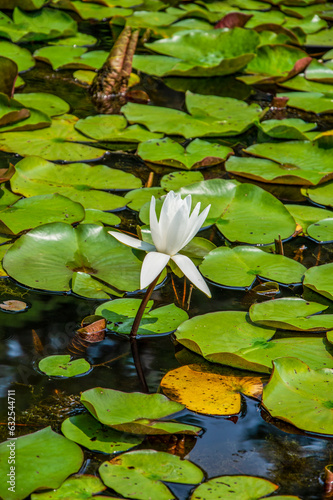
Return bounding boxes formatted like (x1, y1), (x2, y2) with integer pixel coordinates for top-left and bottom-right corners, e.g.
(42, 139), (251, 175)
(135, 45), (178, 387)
(280, 91), (333, 113)
(302, 180), (333, 208)
(0, 114), (107, 161)
(257, 118), (317, 141)
(33, 46), (109, 71)
(123, 91), (265, 138)
(285, 204), (333, 232)
(200, 246), (306, 288)
(61, 413), (143, 453)
(39, 354), (91, 377)
(81, 387), (202, 435)
(3, 223), (143, 294)
(174, 310), (333, 373)
(13, 93), (70, 117)
(304, 262), (333, 301)
(161, 170), (204, 191)
(307, 218), (333, 242)
(0, 426), (83, 500)
(262, 357), (333, 435)
(137, 138), (233, 170)
(250, 297), (333, 331)
(75, 114), (163, 143)
(11, 156), (140, 210)
(95, 298), (188, 336)
(99, 450), (204, 500)
(31, 475), (110, 500)
(133, 28), (260, 77)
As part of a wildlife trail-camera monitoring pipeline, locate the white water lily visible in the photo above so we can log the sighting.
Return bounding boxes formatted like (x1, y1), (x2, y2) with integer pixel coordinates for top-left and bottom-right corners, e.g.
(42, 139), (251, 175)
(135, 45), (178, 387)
(109, 191), (211, 297)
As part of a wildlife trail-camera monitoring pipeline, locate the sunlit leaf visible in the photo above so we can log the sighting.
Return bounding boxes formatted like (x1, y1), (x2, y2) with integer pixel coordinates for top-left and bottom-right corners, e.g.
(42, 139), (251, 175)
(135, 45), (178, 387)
(39, 354), (91, 377)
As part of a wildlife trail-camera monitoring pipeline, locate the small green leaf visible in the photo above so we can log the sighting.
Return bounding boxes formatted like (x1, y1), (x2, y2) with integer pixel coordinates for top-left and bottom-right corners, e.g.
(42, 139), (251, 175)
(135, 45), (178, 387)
(39, 354), (91, 377)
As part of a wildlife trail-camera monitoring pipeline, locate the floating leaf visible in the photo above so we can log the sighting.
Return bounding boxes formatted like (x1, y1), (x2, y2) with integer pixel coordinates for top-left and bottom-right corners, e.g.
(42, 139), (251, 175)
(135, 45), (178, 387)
(137, 138), (233, 170)
(191, 475), (300, 500)
(250, 298), (333, 331)
(258, 118), (316, 140)
(133, 28), (259, 77)
(262, 357), (333, 435)
(75, 115), (162, 142)
(99, 450), (204, 500)
(81, 387), (201, 435)
(280, 91), (333, 114)
(161, 363), (263, 415)
(0, 299), (27, 312)
(285, 204), (333, 232)
(279, 74), (333, 93)
(305, 59), (333, 83)
(0, 114), (107, 161)
(66, 1), (132, 20)
(95, 298), (188, 336)
(125, 187), (166, 211)
(239, 44), (311, 85)
(244, 140), (333, 185)
(39, 354), (91, 377)
(3, 223), (143, 294)
(11, 156), (140, 210)
(200, 246), (306, 288)
(0, 193), (85, 234)
(302, 180), (333, 208)
(175, 311), (333, 373)
(0, 7), (77, 43)
(123, 91), (264, 138)
(307, 218), (333, 242)
(13, 93), (70, 117)
(0, 41), (34, 73)
(34, 46), (109, 71)
(306, 26), (333, 47)
(0, 93), (30, 128)
(82, 209), (120, 226)
(161, 171), (204, 191)
(304, 263), (333, 301)
(61, 413), (143, 453)
(48, 32), (97, 46)
(0, 427), (83, 500)
(31, 475), (108, 500)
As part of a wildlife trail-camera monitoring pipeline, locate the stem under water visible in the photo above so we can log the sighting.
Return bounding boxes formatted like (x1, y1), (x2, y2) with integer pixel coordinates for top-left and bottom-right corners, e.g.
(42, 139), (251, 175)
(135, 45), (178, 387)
(129, 273), (161, 393)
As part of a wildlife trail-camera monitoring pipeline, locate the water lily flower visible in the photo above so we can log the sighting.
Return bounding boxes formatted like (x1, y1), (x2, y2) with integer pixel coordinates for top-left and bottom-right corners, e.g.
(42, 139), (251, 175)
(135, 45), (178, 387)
(109, 191), (211, 297)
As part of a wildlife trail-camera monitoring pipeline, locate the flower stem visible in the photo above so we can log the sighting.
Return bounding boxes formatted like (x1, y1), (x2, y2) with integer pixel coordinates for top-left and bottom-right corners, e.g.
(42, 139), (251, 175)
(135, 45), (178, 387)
(130, 274), (161, 339)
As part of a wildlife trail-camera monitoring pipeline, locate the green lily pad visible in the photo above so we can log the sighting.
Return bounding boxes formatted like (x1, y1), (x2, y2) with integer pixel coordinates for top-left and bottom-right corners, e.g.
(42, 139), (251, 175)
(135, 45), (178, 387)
(0, 41), (34, 73)
(285, 204), (333, 231)
(137, 138), (233, 170)
(245, 9), (286, 28)
(250, 297), (333, 331)
(81, 387), (201, 434)
(258, 118), (317, 140)
(285, 14), (327, 34)
(305, 59), (333, 83)
(200, 246), (305, 288)
(125, 187), (166, 211)
(0, 7), (77, 43)
(39, 354), (91, 377)
(280, 3), (332, 18)
(174, 310), (333, 373)
(239, 45), (310, 85)
(82, 209), (120, 226)
(123, 91), (264, 138)
(34, 46), (108, 71)
(95, 298), (188, 336)
(31, 476), (108, 500)
(307, 218), (333, 242)
(0, 92), (30, 128)
(3, 223), (143, 293)
(262, 357), (333, 435)
(0, 56), (18, 98)
(302, 180), (333, 207)
(279, 74), (333, 93)
(62, 413), (143, 454)
(244, 141), (333, 185)
(191, 475), (300, 500)
(304, 262), (333, 301)
(281, 91), (333, 114)
(175, 179), (296, 245)
(0, 114), (107, 161)
(71, 271), (122, 299)
(0, 193), (84, 234)
(306, 26), (333, 46)
(75, 115), (163, 142)
(0, 426), (83, 500)
(0, 186), (21, 208)
(99, 450), (204, 500)
(13, 93), (70, 117)
(161, 170), (204, 191)
(133, 28), (259, 77)
(48, 32), (97, 46)
(0, 103), (51, 132)
(11, 156), (140, 210)
(67, 1), (132, 20)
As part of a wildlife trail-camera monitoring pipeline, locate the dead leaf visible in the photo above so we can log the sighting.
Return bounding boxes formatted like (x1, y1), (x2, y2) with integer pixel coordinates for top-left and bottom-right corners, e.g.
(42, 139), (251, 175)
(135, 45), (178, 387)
(215, 12), (252, 29)
(77, 317), (106, 342)
(0, 300), (28, 312)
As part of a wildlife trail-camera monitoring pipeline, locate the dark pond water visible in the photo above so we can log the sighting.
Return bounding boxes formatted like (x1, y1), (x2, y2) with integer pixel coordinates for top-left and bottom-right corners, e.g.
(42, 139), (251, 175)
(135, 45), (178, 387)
(1, 13), (333, 500)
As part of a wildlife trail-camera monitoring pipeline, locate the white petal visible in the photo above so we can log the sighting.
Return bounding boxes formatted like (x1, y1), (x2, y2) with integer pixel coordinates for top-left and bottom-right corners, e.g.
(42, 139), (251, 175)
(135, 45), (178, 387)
(171, 254), (211, 297)
(181, 203), (211, 249)
(149, 196), (162, 248)
(108, 231), (155, 251)
(140, 251), (170, 290)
